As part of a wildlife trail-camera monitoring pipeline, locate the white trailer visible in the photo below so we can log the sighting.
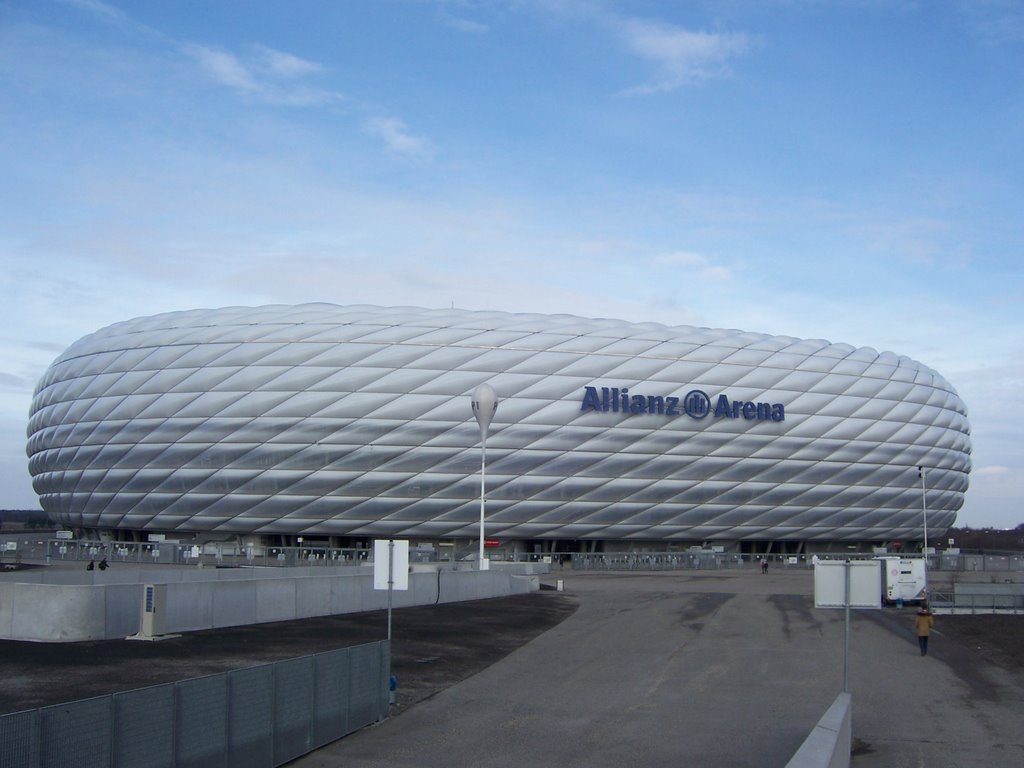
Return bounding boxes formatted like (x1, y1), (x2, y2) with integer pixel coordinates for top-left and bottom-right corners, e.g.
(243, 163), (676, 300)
(875, 556), (927, 604)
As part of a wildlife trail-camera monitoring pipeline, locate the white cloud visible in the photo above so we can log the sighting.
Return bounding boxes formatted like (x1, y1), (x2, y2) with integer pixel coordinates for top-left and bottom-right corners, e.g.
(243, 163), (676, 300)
(440, 13), (489, 34)
(364, 117), (435, 159)
(619, 19), (750, 94)
(184, 43), (343, 106)
(656, 250), (733, 280)
(958, 0), (1024, 45)
(974, 466), (1010, 480)
(254, 45), (324, 78)
(186, 44), (260, 92)
(63, 0), (124, 23)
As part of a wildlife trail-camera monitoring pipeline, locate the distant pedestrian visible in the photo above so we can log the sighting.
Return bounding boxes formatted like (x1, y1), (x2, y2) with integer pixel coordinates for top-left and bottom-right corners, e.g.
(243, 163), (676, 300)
(915, 606), (934, 656)
(86, 559), (95, 571)
(98, 558), (108, 570)
(760, 557), (768, 574)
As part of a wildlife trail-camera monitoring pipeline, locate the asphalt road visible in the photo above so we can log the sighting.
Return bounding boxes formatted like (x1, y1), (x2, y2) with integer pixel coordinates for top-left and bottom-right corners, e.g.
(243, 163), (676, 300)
(291, 570), (1024, 768)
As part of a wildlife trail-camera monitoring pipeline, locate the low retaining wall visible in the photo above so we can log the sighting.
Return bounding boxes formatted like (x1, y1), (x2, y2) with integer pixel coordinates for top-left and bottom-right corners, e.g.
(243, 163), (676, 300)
(0, 566), (542, 642)
(785, 692), (851, 768)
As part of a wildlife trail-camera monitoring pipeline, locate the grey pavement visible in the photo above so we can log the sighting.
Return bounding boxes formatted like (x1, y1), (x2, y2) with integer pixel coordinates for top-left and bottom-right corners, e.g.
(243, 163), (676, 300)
(291, 569), (1024, 768)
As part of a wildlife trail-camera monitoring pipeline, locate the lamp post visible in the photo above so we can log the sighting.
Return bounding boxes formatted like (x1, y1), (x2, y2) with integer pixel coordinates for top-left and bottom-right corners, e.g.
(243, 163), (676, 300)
(918, 465), (928, 594)
(471, 383), (498, 570)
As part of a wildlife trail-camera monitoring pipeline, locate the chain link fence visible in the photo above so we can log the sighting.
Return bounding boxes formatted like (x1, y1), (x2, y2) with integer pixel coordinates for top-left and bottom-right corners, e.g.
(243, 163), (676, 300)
(0, 640), (389, 768)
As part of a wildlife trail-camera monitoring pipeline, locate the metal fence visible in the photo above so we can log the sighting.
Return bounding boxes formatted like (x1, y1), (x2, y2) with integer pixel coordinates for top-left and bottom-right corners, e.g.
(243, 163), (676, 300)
(933, 553), (1024, 573)
(2, 536), (451, 569)
(568, 551), (1024, 573)
(570, 552), (751, 571)
(5, 534), (1023, 574)
(0, 641), (389, 768)
(929, 589), (1024, 614)
(1, 537), (375, 569)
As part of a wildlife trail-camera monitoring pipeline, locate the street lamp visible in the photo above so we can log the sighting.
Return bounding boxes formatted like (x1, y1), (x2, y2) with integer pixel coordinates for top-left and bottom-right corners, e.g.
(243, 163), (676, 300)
(471, 383), (498, 570)
(918, 465), (928, 593)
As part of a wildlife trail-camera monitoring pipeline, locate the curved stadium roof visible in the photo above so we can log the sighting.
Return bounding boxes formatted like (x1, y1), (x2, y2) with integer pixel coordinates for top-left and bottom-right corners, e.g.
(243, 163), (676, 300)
(26, 304), (971, 541)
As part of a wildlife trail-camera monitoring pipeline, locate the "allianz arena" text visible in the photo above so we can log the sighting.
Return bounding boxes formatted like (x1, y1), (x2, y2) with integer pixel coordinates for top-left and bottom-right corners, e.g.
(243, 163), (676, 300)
(580, 386), (786, 421)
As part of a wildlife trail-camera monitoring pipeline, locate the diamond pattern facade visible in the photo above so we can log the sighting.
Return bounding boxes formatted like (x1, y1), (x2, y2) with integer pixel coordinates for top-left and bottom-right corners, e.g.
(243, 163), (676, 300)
(27, 304), (970, 542)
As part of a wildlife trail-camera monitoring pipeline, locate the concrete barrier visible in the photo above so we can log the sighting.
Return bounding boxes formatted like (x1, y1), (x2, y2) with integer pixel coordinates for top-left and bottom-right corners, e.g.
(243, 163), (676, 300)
(0, 565), (544, 641)
(785, 692), (851, 768)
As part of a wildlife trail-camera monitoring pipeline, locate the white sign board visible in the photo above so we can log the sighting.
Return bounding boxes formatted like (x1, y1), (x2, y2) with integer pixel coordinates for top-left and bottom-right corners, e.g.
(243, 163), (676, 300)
(814, 560), (882, 609)
(373, 539), (410, 591)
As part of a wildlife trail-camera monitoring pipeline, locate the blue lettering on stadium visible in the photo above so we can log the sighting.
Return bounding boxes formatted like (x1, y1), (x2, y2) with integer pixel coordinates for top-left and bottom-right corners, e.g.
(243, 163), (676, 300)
(580, 386), (785, 422)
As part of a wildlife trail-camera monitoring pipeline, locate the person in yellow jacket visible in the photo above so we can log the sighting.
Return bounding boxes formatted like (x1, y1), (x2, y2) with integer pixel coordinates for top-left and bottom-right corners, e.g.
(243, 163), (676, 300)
(915, 606), (935, 656)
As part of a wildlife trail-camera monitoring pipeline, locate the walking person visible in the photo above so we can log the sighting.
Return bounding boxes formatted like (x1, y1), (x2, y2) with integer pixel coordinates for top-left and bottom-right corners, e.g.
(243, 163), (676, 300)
(760, 557), (768, 574)
(915, 605), (934, 656)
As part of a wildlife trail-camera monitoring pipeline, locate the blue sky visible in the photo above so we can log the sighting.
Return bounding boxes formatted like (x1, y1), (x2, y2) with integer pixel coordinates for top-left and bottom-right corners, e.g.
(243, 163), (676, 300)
(2, 0), (1021, 528)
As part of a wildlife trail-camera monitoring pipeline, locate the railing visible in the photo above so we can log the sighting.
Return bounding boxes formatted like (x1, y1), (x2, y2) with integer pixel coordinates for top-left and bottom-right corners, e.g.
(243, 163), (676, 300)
(933, 553), (1024, 573)
(929, 589), (1024, 614)
(2, 537), (375, 569)
(0, 641), (389, 768)
(5, 535), (1023, 574)
(570, 552), (756, 571)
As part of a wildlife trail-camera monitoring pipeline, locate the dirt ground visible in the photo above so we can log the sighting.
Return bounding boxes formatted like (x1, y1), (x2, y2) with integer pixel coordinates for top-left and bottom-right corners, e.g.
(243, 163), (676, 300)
(0, 590), (579, 715)
(938, 614), (1024, 672)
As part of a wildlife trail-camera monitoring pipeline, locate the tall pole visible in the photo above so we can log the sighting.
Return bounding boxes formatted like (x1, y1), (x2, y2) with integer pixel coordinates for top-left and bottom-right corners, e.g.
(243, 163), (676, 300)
(478, 433), (487, 565)
(387, 538), (394, 642)
(843, 559), (851, 693)
(471, 384), (498, 570)
(918, 465), (928, 595)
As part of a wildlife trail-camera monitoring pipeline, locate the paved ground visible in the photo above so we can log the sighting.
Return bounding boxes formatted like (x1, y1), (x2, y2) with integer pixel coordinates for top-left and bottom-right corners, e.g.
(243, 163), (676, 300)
(290, 570), (1024, 768)
(3, 567), (1022, 767)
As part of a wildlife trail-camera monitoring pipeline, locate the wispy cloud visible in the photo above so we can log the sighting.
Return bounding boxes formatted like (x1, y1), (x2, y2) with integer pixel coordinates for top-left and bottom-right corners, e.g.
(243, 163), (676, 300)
(0, 372), (31, 393)
(364, 117), (435, 159)
(958, 0), (1024, 45)
(184, 43), (343, 106)
(618, 19), (750, 94)
(187, 45), (260, 91)
(254, 44), (324, 77)
(656, 250), (732, 280)
(975, 465), (1010, 480)
(63, 0), (123, 22)
(439, 11), (489, 35)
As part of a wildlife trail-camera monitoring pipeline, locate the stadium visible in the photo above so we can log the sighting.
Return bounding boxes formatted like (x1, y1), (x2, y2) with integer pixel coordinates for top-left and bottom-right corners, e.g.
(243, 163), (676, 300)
(26, 304), (971, 557)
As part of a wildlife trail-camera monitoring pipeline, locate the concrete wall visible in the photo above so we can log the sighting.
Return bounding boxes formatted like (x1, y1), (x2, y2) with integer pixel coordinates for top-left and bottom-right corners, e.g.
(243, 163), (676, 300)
(784, 692), (852, 768)
(0, 566), (542, 642)
(0, 582), (141, 642)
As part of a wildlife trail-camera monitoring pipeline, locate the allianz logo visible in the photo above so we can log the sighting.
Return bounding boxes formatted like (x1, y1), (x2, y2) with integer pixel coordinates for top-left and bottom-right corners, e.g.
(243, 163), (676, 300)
(580, 386), (785, 422)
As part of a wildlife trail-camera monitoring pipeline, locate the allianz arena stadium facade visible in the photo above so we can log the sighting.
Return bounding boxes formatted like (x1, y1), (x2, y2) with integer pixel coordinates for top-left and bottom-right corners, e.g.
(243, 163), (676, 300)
(26, 304), (971, 552)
